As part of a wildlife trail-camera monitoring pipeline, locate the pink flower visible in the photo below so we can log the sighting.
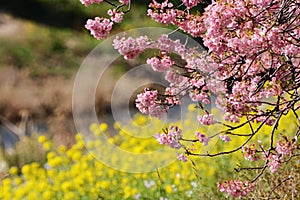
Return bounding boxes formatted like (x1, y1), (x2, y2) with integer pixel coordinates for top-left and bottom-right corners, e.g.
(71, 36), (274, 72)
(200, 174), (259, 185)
(155, 126), (183, 149)
(80, 0), (103, 6)
(267, 153), (282, 173)
(197, 113), (215, 125)
(147, 0), (177, 25)
(135, 88), (168, 118)
(165, 87), (181, 106)
(113, 35), (149, 60)
(119, 0), (130, 5)
(242, 144), (259, 161)
(147, 53), (174, 72)
(107, 9), (124, 23)
(189, 90), (209, 103)
(165, 70), (188, 85)
(180, 0), (199, 9)
(195, 132), (210, 146)
(220, 135), (231, 142)
(85, 17), (113, 40)
(177, 153), (187, 162)
(156, 133), (168, 145)
(276, 136), (296, 156)
(218, 179), (255, 198)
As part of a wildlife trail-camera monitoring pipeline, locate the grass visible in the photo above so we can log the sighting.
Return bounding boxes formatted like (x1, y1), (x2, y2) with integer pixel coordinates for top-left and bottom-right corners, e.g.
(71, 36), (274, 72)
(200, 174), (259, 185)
(0, 22), (98, 78)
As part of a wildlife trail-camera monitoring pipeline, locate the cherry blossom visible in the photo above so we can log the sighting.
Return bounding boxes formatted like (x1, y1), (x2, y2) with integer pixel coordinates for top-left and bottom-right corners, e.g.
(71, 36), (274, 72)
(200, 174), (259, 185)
(217, 180), (255, 198)
(85, 17), (113, 40)
(135, 88), (168, 118)
(119, 0), (130, 5)
(81, 0), (300, 197)
(80, 0), (103, 6)
(177, 153), (188, 162)
(146, 53), (174, 72)
(107, 9), (124, 23)
(112, 35), (149, 60)
(266, 153), (283, 173)
(195, 132), (210, 146)
(219, 135), (231, 142)
(242, 144), (260, 162)
(155, 126), (183, 149)
(197, 113), (215, 125)
(276, 136), (296, 156)
(180, 0), (200, 9)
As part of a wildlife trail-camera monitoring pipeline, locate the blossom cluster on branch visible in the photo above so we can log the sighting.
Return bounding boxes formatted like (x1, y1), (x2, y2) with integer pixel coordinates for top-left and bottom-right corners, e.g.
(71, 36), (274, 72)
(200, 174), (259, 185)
(81, 0), (300, 198)
(81, 0), (129, 39)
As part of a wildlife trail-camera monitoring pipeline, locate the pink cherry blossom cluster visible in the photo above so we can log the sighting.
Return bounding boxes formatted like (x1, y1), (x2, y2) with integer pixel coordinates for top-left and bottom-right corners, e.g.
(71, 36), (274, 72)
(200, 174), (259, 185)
(112, 33), (214, 118)
(177, 152), (188, 162)
(112, 35), (149, 60)
(85, 17), (113, 40)
(135, 88), (167, 118)
(147, 0), (177, 25)
(82, 0), (130, 40)
(107, 9), (124, 23)
(165, 70), (188, 86)
(243, 136), (297, 173)
(180, 0), (200, 9)
(113, 34), (217, 118)
(217, 179), (255, 198)
(242, 144), (260, 162)
(119, 0), (130, 5)
(147, 0), (206, 37)
(146, 53), (174, 72)
(197, 113), (215, 125)
(219, 135), (231, 142)
(164, 87), (181, 106)
(155, 126), (183, 149)
(195, 132), (210, 146)
(200, 0), (300, 120)
(265, 136), (297, 173)
(80, 0), (103, 6)
(276, 135), (297, 156)
(266, 153), (283, 173)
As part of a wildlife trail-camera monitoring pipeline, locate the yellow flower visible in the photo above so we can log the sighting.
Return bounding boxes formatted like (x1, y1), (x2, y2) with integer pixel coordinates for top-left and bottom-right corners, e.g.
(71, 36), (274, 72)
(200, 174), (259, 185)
(9, 166), (18, 176)
(14, 177), (23, 185)
(21, 164), (31, 175)
(71, 151), (82, 162)
(48, 156), (63, 167)
(124, 186), (132, 199)
(99, 123), (108, 132)
(2, 178), (12, 187)
(47, 151), (56, 160)
(75, 133), (83, 141)
(38, 135), (47, 143)
(58, 145), (67, 153)
(93, 128), (102, 136)
(42, 190), (53, 200)
(43, 141), (52, 151)
(89, 123), (99, 132)
(61, 181), (72, 192)
(100, 181), (110, 189)
(165, 184), (173, 194)
(27, 191), (38, 199)
(114, 121), (121, 130)
(63, 192), (75, 200)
